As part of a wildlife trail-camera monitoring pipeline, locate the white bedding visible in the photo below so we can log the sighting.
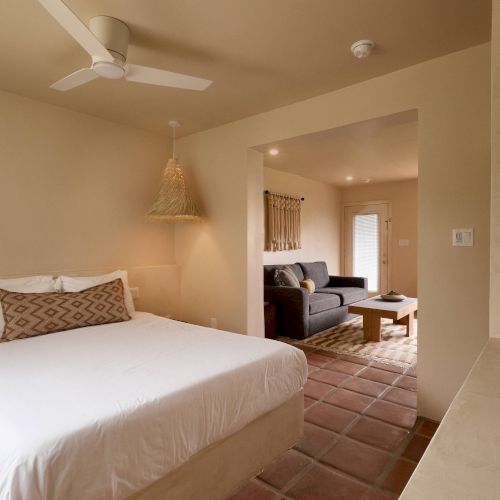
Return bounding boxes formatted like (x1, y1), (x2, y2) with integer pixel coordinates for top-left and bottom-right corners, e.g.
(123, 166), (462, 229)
(0, 313), (307, 500)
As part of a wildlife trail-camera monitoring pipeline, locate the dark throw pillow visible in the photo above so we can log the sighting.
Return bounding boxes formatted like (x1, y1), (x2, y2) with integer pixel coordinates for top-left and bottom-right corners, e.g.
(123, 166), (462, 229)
(274, 266), (300, 288)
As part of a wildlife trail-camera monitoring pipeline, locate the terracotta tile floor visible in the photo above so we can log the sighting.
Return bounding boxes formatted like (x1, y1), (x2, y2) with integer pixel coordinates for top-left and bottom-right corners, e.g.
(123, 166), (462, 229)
(229, 346), (439, 500)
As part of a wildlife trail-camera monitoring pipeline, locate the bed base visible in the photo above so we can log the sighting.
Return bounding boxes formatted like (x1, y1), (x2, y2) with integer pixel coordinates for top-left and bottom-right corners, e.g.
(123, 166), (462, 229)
(127, 390), (304, 500)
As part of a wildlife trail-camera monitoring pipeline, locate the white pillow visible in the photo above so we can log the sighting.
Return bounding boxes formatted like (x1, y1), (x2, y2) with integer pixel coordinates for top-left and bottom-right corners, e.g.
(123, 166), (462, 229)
(58, 270), (135, 317)
(0, 275), (58, 336)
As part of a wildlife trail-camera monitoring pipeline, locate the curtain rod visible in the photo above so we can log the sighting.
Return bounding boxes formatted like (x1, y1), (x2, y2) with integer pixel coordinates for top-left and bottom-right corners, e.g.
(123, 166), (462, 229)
(264, 190), (305, 201)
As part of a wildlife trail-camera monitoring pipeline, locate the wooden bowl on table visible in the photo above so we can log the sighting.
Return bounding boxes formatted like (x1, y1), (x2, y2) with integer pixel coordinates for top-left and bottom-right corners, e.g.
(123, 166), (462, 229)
(380, 290), (406, 302)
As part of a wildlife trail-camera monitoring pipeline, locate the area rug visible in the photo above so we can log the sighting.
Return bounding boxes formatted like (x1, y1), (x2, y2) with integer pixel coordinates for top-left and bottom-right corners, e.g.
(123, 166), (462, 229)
(281, 316), (417, 368)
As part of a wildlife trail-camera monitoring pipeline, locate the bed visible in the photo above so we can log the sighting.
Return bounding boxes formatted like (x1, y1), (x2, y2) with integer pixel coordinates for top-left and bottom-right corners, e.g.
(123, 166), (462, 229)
(0, 312), (307, 500)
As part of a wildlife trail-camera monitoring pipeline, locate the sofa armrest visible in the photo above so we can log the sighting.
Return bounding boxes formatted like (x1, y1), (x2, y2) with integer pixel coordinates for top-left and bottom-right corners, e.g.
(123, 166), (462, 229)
(264, 285), (309, 338)
(328, 275), (368, 289)
(264, 285), (308, 315)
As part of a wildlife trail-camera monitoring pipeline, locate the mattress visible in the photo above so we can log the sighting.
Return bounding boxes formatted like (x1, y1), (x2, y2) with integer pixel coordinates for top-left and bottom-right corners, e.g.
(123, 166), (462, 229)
(0, 313), (307, 500)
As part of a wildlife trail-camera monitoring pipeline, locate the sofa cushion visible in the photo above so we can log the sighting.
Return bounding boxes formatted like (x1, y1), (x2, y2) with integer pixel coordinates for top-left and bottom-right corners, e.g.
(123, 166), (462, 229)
(264, 264), (304, 285)
(288, 264), (305, 281)
(300, 261), (330, 288)
(309, 293), (341, 314)
(315, 286), (368, 305)
(274, 267), (300, 287)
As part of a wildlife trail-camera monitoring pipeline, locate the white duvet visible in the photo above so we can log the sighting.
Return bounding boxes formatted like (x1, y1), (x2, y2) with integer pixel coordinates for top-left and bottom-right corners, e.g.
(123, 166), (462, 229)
(0, 313), (307, 500)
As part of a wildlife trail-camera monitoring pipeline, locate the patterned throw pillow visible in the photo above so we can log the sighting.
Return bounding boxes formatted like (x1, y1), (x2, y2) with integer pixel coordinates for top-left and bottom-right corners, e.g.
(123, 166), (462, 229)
(0, 278), (130, 343)
(300, 279), (316, 294)
(274, 266), (300, 287)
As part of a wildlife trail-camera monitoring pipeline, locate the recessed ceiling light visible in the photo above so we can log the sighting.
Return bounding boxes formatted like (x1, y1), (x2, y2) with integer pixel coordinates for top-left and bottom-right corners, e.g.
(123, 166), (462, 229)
(269, 148), (279, 156)
(345, 176), (353, 181)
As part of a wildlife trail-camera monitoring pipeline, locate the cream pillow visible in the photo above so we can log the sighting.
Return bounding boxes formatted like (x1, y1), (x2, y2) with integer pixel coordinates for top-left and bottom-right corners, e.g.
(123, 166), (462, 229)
(0, 275), (58, 336)
(300, 279), (316, 295)
(58, 270), (135, 317)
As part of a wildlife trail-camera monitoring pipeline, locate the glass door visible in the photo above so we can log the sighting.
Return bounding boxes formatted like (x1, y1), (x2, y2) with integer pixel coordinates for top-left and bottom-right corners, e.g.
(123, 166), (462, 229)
(344, 202), (390, 296)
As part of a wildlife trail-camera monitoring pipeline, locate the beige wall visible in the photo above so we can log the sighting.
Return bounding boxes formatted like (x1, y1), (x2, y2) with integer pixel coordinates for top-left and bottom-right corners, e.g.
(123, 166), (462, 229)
(263, 167), (341, 273)
(341, 179), (418, 297)
(175, 44), (490, 420)
(173, 138), (250, 333)
(491, 0), (500, 338)
(0, 89), (176, 297)
(247, 149), (265, 336)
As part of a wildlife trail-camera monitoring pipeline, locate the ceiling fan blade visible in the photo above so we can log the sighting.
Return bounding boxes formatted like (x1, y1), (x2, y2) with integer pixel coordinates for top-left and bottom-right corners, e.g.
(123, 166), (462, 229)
(50, 68), (98, 91)
(38, 0), (113, 61)
(125, 64), (212, 91)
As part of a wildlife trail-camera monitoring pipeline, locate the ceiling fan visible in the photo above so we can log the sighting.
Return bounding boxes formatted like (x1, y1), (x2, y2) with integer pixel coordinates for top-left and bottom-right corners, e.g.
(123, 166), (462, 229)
(37, 0), (213, 92)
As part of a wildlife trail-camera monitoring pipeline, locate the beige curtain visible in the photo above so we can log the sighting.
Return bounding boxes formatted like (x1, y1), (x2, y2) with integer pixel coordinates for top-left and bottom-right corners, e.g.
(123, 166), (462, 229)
(265, 192), (302, 251)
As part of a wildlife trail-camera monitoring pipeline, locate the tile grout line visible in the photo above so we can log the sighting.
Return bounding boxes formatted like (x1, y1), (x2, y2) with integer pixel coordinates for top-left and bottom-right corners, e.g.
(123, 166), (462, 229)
(369, 413), (424, 495)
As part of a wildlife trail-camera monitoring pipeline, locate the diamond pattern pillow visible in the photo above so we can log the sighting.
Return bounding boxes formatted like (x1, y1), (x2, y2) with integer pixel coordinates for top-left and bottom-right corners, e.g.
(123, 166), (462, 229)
(0, 278), (131, 343)
(274, 266), (300, 287)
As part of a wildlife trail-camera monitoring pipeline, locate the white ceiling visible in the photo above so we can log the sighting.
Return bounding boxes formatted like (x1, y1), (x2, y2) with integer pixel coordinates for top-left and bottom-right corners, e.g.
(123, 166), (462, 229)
(0, 0), (491, 137)
(256, 110), (418, 186)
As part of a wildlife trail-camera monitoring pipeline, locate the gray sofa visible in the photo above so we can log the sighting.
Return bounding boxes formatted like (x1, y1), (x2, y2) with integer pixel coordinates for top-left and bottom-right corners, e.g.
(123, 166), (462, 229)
(264, 261), (368, 339)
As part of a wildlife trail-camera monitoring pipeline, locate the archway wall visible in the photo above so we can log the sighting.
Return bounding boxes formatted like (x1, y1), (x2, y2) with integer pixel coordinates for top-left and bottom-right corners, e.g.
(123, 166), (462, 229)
(490, 0), (500, 337)
(175, 43), (491, 420)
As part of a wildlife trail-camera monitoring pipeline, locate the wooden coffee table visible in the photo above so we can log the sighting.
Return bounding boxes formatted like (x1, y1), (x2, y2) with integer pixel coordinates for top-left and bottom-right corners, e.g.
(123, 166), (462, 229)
(348, 296), (417, 342)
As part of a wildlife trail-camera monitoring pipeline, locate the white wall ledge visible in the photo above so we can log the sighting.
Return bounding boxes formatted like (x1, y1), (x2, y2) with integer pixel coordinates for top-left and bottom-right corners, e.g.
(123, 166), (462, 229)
(401, 338), (500, 499)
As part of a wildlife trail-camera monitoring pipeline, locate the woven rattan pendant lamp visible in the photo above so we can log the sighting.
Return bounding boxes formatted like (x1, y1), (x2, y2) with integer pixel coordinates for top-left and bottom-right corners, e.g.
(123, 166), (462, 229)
(148, 121), (200, 221)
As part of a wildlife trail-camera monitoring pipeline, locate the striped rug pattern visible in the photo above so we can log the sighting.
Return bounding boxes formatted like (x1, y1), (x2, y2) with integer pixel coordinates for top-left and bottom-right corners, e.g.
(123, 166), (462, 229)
(281, 316), (417, 368)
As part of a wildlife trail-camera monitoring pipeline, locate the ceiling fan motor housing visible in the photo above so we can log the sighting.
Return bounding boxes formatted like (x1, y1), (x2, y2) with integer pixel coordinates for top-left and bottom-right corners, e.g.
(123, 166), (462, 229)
(89, 16), (130, 62)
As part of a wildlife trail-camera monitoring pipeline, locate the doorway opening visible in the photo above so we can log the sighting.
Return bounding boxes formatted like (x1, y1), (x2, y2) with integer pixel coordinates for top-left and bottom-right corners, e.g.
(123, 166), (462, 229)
(249, 110), (419, 493)
(253, 108), (418, 358)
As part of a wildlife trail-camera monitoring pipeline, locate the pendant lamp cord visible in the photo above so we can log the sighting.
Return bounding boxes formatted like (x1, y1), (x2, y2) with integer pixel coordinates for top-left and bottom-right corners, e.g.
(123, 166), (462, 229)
(172, 125), (176, 160)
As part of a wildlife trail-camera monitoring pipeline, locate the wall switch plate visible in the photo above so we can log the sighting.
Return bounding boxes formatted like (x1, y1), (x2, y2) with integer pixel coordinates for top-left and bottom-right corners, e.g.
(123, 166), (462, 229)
(399, 239), (409, 247)
(452, 228), (474, 246)
(130, 287), (140, 299)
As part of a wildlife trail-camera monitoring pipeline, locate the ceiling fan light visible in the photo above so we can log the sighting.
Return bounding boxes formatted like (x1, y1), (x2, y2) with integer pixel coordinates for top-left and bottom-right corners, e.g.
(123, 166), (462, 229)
(92, 61), (125, 79)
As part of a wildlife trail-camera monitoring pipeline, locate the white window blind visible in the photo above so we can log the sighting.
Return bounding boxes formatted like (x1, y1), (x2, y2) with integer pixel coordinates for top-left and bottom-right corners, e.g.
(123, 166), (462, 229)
(353, 213), (379, 292)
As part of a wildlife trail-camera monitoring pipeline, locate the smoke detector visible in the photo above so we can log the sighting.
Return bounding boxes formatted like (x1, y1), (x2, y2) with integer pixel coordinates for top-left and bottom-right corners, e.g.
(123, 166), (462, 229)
(351, 40), (375, 59)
